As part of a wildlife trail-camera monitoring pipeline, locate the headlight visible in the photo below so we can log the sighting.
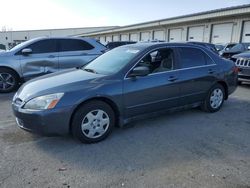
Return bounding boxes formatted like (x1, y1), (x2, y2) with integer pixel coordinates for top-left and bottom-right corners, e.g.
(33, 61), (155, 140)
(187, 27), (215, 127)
(23, 93), (64, 110)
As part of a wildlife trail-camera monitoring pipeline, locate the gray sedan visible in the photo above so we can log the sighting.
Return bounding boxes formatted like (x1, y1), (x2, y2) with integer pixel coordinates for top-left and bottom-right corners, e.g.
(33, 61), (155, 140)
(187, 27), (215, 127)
(0, 37), (106, 93)
(12, 42), (238, 143)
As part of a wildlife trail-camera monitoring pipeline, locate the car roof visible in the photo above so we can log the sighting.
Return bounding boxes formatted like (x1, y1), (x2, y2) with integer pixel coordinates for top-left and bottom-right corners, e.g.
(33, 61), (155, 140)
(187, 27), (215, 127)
(28, 36), (97, 41)
(122, 42), (210, 50)
(107, 41), (135, 43)
(187, 41), (214, 46)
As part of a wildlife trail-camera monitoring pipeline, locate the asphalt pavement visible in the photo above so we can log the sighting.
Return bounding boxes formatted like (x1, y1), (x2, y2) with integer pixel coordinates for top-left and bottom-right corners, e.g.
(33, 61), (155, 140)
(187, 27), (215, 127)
(0, 85), (250, 188)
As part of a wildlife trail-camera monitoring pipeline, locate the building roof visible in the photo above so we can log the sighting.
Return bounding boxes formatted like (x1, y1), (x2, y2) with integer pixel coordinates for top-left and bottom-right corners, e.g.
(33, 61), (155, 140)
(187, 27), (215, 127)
(0, 26), (118, 33)
(77, 4), (250, 36)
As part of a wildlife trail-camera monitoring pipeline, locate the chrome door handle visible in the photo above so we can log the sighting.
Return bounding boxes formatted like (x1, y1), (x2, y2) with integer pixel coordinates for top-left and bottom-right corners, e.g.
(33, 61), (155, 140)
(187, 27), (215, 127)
(168, 76), (178, 82)
(208, 69), (215, 74)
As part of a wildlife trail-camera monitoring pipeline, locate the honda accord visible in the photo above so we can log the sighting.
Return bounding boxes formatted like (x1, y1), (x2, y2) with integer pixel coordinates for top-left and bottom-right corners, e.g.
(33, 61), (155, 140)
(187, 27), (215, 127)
(12, 43), (238, 143)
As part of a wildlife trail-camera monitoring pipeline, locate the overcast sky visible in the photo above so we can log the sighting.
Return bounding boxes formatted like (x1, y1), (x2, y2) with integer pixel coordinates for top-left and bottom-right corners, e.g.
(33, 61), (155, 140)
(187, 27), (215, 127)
(0, 0), (249, 31)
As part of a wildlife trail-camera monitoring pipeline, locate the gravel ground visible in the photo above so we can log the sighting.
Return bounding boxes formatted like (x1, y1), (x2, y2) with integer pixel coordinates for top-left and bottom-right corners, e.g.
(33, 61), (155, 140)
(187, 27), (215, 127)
(0, 85), (250, 188)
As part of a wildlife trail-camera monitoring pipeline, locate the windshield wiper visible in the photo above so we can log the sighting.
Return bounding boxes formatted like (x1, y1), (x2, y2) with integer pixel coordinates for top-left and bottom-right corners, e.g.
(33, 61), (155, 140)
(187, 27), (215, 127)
(83, 68), (98, 74)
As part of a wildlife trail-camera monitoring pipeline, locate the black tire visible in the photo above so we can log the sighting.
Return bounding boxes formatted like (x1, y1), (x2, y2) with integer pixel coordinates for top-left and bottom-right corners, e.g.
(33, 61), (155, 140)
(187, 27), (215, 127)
(201, 84), (225, 113)
(238, 81), (242, 85)
(0, 68), (20, 93)
(72, 100), (115, 143)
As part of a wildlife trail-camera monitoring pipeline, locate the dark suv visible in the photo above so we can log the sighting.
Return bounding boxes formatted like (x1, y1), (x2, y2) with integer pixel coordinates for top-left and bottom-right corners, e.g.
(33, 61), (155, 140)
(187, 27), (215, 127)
(105, 41), (136, 50)
(12, 43), (238, 143)
(220, 43), (250, 59)
(232, 52), (250, 84)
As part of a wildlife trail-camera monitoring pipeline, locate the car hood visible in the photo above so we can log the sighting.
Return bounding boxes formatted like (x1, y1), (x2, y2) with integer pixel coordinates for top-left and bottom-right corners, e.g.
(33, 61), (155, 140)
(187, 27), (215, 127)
(232, 52), (250, 59)
(16, 68), (106, 101)
(0, 51), (10, 57)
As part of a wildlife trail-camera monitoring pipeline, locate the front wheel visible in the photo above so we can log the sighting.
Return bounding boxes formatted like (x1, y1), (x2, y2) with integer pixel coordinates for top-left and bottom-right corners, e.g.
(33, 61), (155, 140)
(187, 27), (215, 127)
(201, 84), (225, 113)
(0, 68), (20, 93)
(72, 100), (115, 143)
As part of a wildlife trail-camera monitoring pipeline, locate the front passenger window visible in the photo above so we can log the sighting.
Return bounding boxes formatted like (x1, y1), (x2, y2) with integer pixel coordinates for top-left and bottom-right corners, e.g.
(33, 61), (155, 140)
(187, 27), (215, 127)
(137, 48), (174, 74)
(26, 39), (58, 54)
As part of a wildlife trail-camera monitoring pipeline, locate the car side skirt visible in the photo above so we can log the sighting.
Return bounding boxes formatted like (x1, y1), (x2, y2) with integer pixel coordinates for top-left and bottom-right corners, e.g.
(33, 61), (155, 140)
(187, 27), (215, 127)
(120, 101), (202, 127)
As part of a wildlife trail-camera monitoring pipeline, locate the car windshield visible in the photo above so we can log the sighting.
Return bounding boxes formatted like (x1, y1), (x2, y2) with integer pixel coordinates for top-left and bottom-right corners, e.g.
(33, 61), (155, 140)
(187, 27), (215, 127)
(230, 44), (244, 51)
(83, 47), (141, 75)
(215, 44), (224, 51)
(225, 43), (236, 50)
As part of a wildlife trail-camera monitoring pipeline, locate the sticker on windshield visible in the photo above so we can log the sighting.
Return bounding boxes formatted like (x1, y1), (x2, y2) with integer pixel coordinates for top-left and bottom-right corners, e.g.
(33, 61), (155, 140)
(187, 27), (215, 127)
(126, 49), (140, 54)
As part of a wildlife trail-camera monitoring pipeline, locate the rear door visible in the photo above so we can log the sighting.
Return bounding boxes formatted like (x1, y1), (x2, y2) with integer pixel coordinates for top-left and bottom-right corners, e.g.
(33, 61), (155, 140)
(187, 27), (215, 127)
(58, 39), (99, 70)
(19, 39), (59, 80)
(123, 47), (181, 118)
(176, 47), (217, 105)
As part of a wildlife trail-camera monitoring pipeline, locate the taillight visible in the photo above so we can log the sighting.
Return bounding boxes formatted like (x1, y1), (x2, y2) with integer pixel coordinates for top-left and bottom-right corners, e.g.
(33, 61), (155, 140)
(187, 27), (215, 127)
(233, 66), (239, 73)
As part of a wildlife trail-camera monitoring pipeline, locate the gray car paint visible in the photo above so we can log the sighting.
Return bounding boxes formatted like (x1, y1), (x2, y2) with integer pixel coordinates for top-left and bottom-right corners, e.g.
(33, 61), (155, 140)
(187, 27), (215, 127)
(0, 37), (106, 81)
(12, 43), (238, 135)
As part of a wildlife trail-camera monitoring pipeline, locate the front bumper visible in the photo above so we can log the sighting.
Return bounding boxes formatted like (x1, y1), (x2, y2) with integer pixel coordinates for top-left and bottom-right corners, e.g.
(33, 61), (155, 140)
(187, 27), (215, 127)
(238, 68), (250, 82)
(12, 103), (74, 135)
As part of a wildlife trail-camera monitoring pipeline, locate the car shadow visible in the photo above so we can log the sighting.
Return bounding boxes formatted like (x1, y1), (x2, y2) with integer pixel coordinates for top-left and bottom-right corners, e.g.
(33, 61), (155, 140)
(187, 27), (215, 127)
(35, 96), (250, 178)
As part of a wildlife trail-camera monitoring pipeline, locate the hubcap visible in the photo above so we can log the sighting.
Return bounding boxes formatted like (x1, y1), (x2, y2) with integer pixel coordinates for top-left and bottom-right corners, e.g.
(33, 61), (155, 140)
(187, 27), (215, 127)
(210, 88), (223, 109)
(81, 109), (110, 139)
(0, 73), (15, 90)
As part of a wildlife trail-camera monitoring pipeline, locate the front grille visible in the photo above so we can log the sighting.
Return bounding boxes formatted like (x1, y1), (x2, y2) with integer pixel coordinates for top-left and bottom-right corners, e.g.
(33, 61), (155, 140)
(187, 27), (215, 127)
(239, 75), (250, 79)
(235, 58), (250, 68)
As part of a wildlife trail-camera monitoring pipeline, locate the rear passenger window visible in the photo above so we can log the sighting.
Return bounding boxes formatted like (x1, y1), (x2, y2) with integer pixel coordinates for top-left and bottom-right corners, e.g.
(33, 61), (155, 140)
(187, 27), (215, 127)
(179, 48), (206, 68)
(204, 54), (215, 65)
(59, 39), (94, 52)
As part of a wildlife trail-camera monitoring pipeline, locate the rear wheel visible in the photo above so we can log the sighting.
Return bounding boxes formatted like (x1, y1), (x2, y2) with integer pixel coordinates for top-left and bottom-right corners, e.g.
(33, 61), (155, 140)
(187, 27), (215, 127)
(0, 68), (19, 93)
(72, 100), (115, 143)
(201, 84), (225, 113)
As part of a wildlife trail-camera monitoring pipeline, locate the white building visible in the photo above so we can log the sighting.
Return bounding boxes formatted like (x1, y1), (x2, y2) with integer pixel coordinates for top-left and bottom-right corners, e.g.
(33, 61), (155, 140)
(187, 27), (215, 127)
(76, 4), (250, 45)
(0, 26), (117, 50)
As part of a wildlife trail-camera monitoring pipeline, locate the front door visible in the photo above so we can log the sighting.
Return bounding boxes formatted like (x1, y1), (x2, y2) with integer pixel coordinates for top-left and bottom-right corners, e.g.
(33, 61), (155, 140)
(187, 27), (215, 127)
(19, 39), (59, 80)
(123, 47), (181, 118)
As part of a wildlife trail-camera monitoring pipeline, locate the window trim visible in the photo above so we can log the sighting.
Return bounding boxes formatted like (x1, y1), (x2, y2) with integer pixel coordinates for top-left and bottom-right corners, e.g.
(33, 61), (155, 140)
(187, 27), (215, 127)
(124, 45), (216, 80)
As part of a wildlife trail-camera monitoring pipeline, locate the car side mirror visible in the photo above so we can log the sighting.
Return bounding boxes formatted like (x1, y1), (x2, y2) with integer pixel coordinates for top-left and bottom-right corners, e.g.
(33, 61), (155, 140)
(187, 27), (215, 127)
(21, 48), (32, 55)
(247, 46), (250, 50)
(129, 66), (150, 77)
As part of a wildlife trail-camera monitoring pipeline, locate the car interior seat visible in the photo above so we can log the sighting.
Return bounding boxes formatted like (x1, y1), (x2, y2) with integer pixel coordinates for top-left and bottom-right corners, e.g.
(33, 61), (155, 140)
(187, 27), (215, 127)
(153, 51), (173, 73)
(139, 54), (153, 71)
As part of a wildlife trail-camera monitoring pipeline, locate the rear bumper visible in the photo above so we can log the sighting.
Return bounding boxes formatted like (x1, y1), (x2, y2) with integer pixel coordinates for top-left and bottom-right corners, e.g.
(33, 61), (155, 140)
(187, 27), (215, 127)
(12, 104), (74, 136)
(228, 84), (237, 96)
(225, 70), (238, 96)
